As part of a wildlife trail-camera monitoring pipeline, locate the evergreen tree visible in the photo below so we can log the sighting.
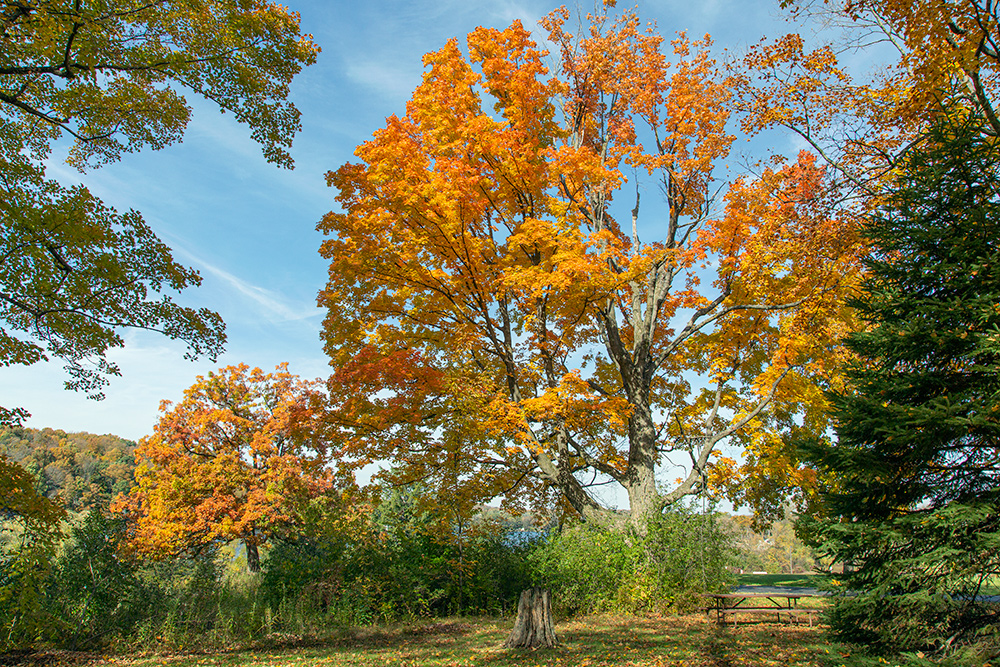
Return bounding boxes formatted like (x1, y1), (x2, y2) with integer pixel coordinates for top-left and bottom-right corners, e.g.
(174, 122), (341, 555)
(804, 116), (1000, 653)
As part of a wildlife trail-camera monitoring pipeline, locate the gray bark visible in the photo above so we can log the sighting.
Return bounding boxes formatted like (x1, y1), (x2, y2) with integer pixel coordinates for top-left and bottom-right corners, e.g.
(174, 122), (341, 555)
(504, 587), (558, 649)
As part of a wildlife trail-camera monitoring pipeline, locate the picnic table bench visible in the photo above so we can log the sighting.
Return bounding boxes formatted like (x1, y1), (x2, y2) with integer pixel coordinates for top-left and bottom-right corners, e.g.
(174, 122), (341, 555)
(704, 591), (824, 626)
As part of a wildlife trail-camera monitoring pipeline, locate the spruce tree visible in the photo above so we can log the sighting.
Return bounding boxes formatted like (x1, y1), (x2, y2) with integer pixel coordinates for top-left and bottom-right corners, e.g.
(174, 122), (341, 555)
(805, 117), (1000, 652)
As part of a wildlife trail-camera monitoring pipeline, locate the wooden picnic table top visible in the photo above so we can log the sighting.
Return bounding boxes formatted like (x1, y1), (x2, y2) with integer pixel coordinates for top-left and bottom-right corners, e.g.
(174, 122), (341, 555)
(707, 591), (822, 599)
(703, 590), (826, 625)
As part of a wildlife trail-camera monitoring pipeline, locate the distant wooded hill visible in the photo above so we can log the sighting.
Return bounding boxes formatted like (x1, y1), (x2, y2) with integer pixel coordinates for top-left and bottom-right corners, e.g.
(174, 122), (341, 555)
(0, 427), (137, 512)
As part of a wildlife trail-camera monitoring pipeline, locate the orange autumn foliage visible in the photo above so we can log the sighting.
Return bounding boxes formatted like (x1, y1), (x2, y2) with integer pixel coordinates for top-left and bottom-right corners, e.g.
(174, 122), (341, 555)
(739, 0), (1000, 203)
(731, 0), (1000, 515)
(114, 364), (332, 571)
(319, 6), (864, 525)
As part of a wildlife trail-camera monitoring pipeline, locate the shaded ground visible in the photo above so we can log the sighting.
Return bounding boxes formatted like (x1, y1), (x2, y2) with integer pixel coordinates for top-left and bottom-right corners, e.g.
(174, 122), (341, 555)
(2, 614), (890, 667)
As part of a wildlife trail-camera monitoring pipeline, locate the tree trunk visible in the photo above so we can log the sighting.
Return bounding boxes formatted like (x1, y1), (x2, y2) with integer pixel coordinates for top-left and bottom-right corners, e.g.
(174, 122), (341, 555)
(504, 587), (557, 649)
(245, 539), (260, 573)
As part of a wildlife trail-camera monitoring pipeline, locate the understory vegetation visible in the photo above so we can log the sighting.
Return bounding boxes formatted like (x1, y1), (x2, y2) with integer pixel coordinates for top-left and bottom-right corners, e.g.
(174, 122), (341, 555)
(1, 435), (745, 655)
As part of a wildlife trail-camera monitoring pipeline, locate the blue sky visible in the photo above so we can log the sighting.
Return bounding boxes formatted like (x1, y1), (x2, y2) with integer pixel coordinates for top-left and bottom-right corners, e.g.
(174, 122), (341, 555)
(4, 0), (837, 442)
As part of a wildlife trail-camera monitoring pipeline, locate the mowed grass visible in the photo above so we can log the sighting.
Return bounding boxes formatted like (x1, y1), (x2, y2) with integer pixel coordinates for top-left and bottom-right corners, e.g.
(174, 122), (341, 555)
(737, 573), (830, 589)
(19, 614), (919, 667)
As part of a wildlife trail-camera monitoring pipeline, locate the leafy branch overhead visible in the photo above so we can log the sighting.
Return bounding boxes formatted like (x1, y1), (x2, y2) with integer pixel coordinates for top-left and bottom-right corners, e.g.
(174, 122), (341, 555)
(739, 0), (1000, 207)
(0, 0), (318, 169)
(0, 0), (319, 420)
(318, 6), (863, 525)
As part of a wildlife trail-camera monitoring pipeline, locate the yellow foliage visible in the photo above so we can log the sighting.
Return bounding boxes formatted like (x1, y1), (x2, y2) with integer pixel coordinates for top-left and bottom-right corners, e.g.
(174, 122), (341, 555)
(319, 5), (863, 524)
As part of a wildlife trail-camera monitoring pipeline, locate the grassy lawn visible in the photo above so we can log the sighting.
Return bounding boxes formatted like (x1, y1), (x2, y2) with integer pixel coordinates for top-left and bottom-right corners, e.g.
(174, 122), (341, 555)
(980, 576), (1000, 596)
(13, 615), (944, 667)
(737, 573), (831, 589)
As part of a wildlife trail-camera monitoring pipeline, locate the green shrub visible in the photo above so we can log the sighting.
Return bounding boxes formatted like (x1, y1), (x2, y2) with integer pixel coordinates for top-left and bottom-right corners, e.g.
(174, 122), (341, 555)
(458, 530), (539, 615)
(260, 488), (538, 624)
(531, 523), (642, 614)
(531, 506), (736, 615)
(47, 510), (162, 649)
(0, 456), (65, 651)
(645, 507), (737, 610)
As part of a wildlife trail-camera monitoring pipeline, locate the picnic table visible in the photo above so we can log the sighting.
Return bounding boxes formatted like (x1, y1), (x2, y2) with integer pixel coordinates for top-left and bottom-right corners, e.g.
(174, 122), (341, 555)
(704, 587), (825, 626)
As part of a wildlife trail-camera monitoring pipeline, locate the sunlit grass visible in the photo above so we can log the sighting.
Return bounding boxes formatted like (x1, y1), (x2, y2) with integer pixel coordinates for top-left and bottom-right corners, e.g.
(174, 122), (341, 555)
(21, 614), (966, 667)
(737, 573), (831, 589)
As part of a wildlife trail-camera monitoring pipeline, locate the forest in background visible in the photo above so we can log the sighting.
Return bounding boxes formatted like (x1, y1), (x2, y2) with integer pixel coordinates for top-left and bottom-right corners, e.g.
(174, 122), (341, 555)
(0, 428), (136, 514)
(0, 426), (817, 654)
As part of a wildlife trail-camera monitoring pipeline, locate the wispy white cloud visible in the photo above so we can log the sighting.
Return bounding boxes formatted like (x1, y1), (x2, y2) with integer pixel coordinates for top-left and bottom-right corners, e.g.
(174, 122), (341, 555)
(165, 241), (321, 324)
(344, 59), (422, 100)
(209, 265), (312, 321)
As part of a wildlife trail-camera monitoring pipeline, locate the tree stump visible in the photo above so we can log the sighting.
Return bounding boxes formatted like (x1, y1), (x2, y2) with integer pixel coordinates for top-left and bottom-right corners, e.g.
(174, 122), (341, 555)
(503, 587), (558, 648)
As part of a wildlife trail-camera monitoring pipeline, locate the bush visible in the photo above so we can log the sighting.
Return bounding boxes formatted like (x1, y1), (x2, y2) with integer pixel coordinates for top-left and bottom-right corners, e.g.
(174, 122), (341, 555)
(458, 530), (539, 616)
(645, 508), (737, 610)
(47, 510), (162, 649)
(531, 523), (642, 614)
(259, 489), (539, 624)
(531, 506), (736, 615)
(260, 537), (344, 614)
(0, 457), (65, 651)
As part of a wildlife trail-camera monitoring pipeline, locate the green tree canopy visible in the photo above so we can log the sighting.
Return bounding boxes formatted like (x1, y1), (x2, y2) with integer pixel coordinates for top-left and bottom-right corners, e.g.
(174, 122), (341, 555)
(0, 0), (320, 424)
(803, 115), (1000, 653)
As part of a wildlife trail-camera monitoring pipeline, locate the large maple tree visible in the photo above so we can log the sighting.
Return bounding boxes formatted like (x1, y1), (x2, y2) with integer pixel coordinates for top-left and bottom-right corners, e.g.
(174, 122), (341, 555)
(319, 6), (862, 525)
(114, 364), (331, 572)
